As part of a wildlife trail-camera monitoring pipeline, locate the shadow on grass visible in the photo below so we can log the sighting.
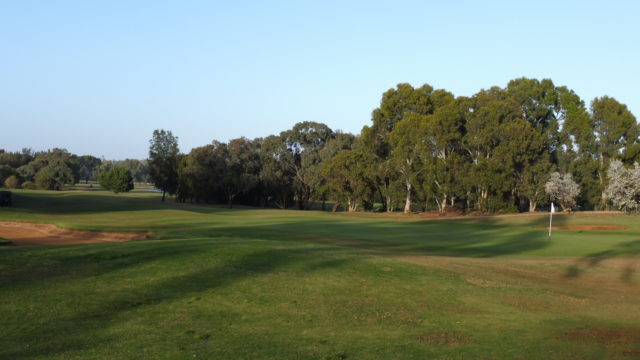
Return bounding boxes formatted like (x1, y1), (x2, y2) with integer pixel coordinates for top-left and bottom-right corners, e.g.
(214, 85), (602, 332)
(564, 239), (640, 281)
(196, 216), (552, 258)
(3, 191), (235, 216)
(0, 241), (352, 360)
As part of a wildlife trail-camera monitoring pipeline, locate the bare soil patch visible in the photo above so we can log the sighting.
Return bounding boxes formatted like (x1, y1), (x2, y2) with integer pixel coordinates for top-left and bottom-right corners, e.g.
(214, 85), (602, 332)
(0, 221), (148, 246)
(559, 327), (640, 346)
(416, 332), (474, 345)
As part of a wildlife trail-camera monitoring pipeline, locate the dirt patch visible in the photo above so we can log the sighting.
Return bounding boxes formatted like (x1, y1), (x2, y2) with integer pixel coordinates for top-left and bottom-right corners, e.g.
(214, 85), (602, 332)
(416, 332), (474, 345)
(503, 295), (551, 312)
(544, 225), (628, 231)
(0, 221), (148, 246)
(559, 327), (640, 346)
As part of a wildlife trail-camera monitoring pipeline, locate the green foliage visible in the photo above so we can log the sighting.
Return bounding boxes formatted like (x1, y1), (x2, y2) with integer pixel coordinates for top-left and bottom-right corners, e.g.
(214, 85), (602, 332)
(3, 175), (19, 189)
(21, 181), (36, 190)
(258, 135), (295, 209)
(321, 150), (375, 211)
(281, 121), (335, 210)
(148, 129), (180, 201)
(34, 163), (75, 190)
(77, 155), (102, 183)
(0, 165), (15, 185)
(98, 166), (134, 194)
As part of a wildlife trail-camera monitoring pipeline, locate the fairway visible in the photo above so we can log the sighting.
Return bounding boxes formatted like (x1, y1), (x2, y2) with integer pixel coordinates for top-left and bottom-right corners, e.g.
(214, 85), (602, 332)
(1, 190), (639, 359)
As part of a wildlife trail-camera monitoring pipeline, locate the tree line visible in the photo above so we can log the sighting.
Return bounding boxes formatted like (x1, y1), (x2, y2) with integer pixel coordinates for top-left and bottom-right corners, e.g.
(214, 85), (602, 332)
(0, 148), (150, 191)
(148, 78), (640, 213)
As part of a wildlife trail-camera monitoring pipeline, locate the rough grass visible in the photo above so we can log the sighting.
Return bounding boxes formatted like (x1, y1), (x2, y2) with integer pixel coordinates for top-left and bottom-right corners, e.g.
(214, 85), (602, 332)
(1, 190), (639, 359)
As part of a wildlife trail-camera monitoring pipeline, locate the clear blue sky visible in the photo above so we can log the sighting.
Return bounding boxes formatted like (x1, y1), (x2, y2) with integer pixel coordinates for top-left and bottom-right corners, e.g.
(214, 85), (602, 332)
(1, 1), (639, 159)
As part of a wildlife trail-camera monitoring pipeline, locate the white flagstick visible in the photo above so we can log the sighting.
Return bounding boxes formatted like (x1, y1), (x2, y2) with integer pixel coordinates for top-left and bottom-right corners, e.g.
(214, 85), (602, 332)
(548, 202), (555, 239)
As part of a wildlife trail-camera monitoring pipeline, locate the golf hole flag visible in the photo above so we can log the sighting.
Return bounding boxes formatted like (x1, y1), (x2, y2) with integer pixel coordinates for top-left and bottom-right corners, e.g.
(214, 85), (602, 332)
(549, 203), (555, 238)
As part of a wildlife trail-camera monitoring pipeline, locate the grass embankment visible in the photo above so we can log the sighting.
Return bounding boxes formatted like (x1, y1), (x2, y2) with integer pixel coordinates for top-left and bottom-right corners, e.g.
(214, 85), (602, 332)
(1, 190), (639, 359)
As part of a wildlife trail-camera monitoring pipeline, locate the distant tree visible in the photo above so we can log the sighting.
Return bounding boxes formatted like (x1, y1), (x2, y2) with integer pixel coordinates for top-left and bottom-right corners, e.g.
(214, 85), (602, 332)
(224, 137), (260, 208)
(4, 175), (19, 189)
(0, 165), (15, 185)
(177, 144), (224, 203)
(544, 172), (581, 212)
(114, 159), (150, 183)
(316, 132), (358, 210)
(34, 163), (75, 190)
(0, 148), (34, 169)
(461, 89), (521, 212)
(98, 166), (134, 193)
(281, 122), (334, 210)
(17, 148), (78, 184)
(148, 129), (180, 201)
(591, 96), (639, 208)
(77, 155), (102, 183)
(321, 150), (376, 212)
(258, 135), (295, 209)
(604, 160), (640, 213)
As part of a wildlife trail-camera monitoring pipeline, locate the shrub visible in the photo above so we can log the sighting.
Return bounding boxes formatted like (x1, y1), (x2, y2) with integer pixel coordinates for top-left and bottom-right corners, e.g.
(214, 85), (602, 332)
(4, 175), (19, 189)
(21, 181), (37, 190)
(98, 166), (134, 193)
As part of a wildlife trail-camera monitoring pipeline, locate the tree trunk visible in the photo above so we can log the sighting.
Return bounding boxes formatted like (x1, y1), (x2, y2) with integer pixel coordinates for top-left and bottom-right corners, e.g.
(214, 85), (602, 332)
(386, 196), (393, 212)
(529, 200), (537, 212)
(162, 190), (166, 202)
(404, 180), (412, 213)
(436, 194), (447, 214)
(332, 201), (340, 212)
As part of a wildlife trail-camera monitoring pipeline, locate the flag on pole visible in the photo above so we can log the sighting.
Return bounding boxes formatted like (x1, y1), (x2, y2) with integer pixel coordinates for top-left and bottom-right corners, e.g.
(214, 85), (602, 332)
(549, 202), (554, 239)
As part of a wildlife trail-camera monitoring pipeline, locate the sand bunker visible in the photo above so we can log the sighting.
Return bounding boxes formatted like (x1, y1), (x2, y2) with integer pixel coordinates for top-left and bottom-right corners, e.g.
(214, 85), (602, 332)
(547, 225), (628, 231)
(0, 221), (148, 246)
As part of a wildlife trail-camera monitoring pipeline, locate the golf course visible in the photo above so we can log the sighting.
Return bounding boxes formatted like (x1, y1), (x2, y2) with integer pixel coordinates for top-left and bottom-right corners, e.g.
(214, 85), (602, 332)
(1, 189), (639, 360)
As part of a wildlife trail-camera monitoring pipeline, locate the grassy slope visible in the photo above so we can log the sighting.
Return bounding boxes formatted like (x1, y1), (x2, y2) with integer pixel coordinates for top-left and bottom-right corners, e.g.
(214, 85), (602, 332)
(1, 190), (639, 360)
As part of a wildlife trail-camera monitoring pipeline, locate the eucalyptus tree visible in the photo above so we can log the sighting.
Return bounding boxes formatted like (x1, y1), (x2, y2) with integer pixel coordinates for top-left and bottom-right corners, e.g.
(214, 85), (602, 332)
(280, 121), (334, 210)
(423, 96), (467, 213)
(362, 83), (446, 212)
(177, 143), (225, 203)
(258, 135), (295, 209)
(505, 78), (562, 211)
(461, 88), (521, 212)
(225, 137), (261, 208)
(321, 150), (376, 212)
(315, 132), (358, 210)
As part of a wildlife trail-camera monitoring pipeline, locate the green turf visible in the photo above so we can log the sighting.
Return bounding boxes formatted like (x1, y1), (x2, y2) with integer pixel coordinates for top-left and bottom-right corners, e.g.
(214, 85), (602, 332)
(1, 190), (639, 359)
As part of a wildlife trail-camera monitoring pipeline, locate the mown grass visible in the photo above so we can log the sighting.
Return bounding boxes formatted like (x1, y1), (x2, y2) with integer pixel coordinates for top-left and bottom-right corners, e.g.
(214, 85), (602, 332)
(1, 190), (639, 359)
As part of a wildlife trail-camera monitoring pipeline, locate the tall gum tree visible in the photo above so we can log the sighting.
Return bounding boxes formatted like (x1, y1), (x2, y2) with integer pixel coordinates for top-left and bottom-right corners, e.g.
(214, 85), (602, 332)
(362, 83), (445, 212)
(281, 122), (334, 210)
(461, 88), (521, 212)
